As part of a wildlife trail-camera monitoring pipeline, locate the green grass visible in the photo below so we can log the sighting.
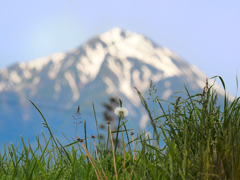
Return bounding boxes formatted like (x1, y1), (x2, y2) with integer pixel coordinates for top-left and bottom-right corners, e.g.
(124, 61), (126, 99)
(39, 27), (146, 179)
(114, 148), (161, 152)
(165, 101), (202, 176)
(1, 76), (240, 179)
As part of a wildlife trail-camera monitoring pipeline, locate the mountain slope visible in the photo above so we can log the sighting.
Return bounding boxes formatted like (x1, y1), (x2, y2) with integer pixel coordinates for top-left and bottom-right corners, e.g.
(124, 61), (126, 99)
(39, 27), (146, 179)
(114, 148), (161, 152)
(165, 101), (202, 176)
(0, 28), (229, 148)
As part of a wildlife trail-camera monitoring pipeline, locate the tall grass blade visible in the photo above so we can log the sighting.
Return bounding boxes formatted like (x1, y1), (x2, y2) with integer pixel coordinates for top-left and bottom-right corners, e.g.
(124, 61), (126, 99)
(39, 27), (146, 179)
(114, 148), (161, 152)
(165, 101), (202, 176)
(29, 100), (61, 152)
(134, 87), (159, 146)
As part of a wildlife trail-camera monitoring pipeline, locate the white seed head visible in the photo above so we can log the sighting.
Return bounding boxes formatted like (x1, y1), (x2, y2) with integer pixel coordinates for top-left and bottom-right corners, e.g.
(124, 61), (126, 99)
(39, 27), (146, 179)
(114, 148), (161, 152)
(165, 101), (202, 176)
(114, 107), (128, 117)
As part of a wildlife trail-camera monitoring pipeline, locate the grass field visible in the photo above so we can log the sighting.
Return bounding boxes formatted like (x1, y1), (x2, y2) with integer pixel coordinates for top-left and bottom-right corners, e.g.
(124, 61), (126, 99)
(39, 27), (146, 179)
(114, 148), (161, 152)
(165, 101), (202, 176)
(1, 76), (240, 179)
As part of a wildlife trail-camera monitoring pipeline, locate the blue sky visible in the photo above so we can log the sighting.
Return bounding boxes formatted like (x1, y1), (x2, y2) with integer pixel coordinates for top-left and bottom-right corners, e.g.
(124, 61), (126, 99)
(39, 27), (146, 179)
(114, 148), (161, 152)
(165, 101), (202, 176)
(0, 0), (240, 95)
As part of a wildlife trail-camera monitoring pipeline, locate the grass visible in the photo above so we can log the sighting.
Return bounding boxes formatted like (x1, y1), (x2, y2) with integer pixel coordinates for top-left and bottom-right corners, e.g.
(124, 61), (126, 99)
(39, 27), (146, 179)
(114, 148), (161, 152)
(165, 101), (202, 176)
(1, 76), (240, 179)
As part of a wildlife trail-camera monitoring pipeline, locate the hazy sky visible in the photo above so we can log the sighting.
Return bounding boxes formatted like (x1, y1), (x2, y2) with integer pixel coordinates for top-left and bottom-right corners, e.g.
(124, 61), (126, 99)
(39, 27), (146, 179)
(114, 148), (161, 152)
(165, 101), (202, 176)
(0, 0), (240, 95)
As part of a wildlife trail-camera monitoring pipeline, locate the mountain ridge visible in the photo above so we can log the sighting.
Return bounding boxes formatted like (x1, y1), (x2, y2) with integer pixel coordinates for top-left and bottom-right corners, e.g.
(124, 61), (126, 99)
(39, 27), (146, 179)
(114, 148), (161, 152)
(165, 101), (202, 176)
(0, 27), (231, 149)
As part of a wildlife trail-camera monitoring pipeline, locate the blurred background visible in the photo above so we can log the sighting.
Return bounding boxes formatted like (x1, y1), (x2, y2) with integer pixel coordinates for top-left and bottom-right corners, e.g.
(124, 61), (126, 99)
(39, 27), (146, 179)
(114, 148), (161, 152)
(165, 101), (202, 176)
(0, 0), (240, 151)
(0, 0), (240, 95)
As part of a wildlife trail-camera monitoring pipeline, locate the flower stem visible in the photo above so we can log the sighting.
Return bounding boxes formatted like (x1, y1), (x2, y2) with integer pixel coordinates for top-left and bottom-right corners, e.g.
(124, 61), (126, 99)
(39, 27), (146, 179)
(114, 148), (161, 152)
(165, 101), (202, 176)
(93, 138), (108, 180)
(130, 132), (135, 178)
(81, 141), (102, 180)
(115, 117), (121, 153)
(121, 115), (126, 179)
(108, 123), (118, 180)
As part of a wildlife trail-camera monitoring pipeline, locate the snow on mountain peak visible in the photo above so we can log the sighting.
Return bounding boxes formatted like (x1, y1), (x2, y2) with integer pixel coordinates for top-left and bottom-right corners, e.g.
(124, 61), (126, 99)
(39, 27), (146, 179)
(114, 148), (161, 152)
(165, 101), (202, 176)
(76, 42), (107, 84)
(100, 27), (124, 43)
(100, 28), (183, 79)
(19, 52), (66, 71)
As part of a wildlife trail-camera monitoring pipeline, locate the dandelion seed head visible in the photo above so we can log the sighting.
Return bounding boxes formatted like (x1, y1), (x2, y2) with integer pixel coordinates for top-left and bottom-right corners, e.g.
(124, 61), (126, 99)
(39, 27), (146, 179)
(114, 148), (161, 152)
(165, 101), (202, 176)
(114, 107), (128, 117)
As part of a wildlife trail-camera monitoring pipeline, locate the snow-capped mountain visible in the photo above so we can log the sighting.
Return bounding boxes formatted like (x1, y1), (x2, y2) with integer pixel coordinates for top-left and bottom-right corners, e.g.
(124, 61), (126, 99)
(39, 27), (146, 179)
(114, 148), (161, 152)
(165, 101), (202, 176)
(0, 28), (229, 148)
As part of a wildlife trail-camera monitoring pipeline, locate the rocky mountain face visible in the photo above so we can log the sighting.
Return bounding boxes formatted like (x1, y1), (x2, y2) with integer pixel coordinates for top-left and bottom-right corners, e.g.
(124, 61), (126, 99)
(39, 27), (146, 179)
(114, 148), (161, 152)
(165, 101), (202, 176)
(0, 28), (227, 148)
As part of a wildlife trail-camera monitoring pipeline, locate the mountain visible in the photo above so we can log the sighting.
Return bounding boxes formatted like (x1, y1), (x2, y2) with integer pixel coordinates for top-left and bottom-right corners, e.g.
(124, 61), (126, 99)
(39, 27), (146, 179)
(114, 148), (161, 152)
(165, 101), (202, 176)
(0, 28), (230, 149)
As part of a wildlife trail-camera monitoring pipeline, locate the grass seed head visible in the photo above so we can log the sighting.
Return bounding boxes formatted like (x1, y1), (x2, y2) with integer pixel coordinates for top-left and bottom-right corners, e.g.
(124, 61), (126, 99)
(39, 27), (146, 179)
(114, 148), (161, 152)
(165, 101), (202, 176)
(77, 137), (84, 142)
